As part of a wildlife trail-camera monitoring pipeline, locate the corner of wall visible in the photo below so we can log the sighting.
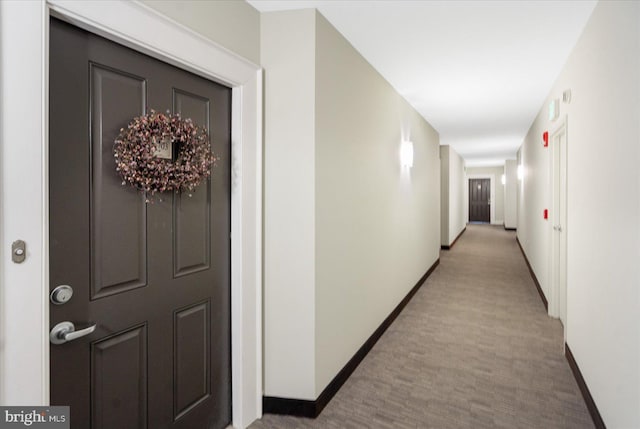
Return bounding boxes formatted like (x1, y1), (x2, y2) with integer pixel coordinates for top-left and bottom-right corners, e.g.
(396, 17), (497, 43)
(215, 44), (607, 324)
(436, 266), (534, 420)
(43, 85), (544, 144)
(262, 8), (318, 401)
(440, 146), (450, 245)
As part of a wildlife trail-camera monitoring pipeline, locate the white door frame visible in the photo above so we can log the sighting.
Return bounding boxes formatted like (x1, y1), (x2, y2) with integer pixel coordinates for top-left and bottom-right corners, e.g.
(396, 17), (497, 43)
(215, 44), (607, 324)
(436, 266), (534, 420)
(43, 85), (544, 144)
(464, 174), (496, 224)
(0, 1), (262, 427)
(549, 117), (568, 335)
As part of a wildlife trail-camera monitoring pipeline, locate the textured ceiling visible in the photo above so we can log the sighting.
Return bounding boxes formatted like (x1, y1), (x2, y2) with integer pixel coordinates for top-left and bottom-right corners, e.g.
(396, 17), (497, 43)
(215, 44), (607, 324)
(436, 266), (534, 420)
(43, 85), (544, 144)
(248, 0), (596, 166)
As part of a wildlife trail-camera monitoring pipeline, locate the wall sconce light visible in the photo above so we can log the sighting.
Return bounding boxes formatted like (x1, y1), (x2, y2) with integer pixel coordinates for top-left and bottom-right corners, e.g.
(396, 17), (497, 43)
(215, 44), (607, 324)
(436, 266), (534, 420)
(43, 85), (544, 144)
(517, 165), (523, 181)
(400, 140), (414, 168)
(548, 98), (560, 122)
(501, 174), (506, 185)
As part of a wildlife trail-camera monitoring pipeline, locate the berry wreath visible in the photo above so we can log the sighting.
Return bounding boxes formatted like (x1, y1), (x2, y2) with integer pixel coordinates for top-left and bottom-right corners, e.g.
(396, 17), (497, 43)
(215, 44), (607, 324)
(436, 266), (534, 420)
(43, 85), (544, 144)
(113, 109), (216, 201)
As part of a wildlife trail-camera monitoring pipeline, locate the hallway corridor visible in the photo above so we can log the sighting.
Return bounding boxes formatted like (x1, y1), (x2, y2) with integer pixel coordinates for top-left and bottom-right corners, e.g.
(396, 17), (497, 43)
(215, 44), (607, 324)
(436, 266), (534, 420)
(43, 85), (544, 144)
(252, 225), (593, 428)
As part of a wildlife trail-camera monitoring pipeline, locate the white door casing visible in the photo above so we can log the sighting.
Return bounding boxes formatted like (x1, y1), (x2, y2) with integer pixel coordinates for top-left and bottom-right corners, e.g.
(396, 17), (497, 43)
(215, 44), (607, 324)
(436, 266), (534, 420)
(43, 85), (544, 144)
(0, 1), (263, 428)
(549, 117), (568, 336)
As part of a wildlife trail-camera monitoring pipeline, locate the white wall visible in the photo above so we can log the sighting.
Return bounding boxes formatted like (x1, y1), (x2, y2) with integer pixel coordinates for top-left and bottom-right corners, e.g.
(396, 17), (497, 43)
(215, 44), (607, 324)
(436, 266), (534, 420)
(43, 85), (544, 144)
(447, 147), (465, 244)
(440, 145), (465, 246)
(261, 9), (317, 400)
(142, 0), (261, 64)
(440, 147), (450, 245)
(504, 160), (517, 229)
(517, 1), (640, 426)
(517, 114), (550, 298)
(262, 9), (441, 400)
(465, 166), (504, 225)
(314, 12), (440, 396)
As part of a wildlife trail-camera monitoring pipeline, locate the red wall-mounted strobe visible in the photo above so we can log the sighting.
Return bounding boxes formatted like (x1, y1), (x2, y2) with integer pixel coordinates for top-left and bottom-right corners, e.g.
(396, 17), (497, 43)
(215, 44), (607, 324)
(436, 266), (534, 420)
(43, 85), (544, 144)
(543, 131), (549, 147)
(543, 209), (548, 220)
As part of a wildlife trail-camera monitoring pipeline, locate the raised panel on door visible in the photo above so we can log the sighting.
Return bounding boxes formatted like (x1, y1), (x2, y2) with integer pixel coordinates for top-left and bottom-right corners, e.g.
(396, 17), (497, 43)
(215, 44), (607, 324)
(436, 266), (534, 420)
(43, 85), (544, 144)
(172, 89), (211, 278)
(174, 301), (211, 421)
(90, 64), (148, 299)
(91, 325), (148, 429)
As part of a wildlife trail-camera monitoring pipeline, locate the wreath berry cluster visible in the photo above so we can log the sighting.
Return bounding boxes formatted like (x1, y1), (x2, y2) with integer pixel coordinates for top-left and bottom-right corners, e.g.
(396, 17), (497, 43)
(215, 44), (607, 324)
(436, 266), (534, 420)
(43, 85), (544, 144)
(114, 110), (216, 201)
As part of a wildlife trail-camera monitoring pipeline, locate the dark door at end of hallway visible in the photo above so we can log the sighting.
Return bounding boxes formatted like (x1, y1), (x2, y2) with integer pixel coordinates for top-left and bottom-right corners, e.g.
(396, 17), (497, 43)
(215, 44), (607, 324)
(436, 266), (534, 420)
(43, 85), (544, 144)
(469, 179), (490, 222)
(49, 18), (231, 429)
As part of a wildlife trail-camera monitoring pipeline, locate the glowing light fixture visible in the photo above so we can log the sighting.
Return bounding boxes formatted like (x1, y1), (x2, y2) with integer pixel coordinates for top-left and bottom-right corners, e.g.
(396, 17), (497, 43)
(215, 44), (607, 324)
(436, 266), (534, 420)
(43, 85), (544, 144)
(548, 99), (560, 122)
(501, 174), (506, 185)
(517, 165), (523, 181)
(400, 140), (414, 168)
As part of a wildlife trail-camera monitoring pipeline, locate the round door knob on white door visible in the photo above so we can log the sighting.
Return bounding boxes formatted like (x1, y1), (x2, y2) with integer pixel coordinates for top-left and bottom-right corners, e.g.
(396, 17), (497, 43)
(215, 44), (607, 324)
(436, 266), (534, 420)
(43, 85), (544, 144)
(50, 321), (97, 345)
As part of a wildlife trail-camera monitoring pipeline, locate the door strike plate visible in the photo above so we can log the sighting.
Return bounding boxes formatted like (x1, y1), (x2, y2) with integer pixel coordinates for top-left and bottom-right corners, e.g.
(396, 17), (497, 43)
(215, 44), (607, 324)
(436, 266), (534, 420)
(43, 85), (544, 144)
(11, 240), (26, 263)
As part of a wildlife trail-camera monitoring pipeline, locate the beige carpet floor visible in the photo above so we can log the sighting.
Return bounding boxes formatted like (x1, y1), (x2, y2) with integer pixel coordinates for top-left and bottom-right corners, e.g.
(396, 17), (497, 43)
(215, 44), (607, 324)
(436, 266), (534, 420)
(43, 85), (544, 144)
(250, 225), (593, 429)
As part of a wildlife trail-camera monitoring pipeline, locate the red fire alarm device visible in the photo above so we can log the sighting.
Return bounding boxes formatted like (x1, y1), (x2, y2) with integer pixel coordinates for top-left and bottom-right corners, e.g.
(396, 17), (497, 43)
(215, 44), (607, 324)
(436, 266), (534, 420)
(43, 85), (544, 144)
(543, 131), (549, 147)
(543, 209), (548, 220)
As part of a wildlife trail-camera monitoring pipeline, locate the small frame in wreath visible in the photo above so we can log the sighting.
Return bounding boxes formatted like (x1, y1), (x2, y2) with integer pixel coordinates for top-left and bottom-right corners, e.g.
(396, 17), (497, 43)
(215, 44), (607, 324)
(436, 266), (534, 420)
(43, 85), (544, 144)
(152, 136), (174, 160)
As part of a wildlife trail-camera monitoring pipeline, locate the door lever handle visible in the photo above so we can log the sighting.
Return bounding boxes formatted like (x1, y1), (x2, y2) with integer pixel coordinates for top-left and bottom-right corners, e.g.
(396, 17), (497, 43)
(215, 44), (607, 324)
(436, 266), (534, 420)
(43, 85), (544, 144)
(50, 321), (97, 345)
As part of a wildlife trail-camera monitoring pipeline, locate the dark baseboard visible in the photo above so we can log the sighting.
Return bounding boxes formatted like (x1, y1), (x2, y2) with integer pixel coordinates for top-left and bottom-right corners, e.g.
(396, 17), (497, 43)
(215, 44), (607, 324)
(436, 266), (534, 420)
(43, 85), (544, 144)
(515, 236), (548, 311)
(504, 226), (516, 231)
(261, 397), (316, 418)
(441, 227), (466, 250)
(263, 258), (441, 418)
(565, 344), (606, 429)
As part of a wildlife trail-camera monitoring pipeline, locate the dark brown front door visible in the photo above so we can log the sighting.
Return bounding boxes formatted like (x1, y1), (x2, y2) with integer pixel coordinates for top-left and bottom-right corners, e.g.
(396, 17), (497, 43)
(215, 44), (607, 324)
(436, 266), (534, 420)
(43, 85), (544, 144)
(469, 178), (490, 222)
(49, 18), (231, 429)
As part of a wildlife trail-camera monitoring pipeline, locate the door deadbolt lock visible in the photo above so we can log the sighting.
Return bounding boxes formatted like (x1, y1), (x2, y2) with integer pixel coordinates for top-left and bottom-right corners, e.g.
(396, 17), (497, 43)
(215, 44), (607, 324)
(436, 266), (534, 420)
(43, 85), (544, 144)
(50, 285), (74, 305)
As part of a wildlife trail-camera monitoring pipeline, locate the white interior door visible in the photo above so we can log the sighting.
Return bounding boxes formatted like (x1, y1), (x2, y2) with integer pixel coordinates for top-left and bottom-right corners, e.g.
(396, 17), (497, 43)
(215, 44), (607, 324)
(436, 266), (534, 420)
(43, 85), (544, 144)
(550, 121), (568, 333)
